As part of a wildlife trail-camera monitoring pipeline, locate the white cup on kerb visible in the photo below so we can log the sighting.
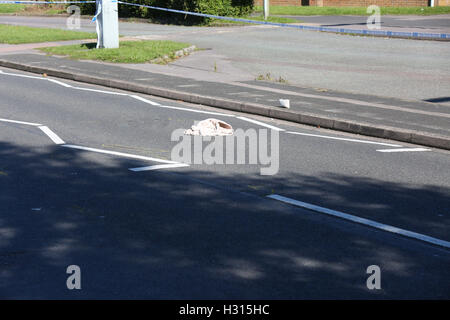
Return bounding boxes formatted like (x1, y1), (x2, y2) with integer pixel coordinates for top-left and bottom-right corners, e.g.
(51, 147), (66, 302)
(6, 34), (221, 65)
(279, 99), (290, 109)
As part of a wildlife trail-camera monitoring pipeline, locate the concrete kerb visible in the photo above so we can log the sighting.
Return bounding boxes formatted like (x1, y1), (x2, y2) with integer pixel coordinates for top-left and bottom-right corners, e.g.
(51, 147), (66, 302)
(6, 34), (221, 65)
(1, 59), (449, 151)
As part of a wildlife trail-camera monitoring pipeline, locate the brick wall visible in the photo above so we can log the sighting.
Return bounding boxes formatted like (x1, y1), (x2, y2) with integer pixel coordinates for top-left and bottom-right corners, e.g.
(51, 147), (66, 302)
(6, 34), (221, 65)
(254, 0), (303, 5)
(310, 0), (429, 6)
(254, 0), (430, 6)
(436, 0), (450, 5)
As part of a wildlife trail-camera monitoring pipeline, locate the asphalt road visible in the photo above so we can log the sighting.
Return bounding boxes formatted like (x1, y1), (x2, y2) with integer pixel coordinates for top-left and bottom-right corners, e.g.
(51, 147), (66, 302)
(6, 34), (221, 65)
(0, 68), (449, 299)
(1, 15), (449, 102)
(285, 14), (450, 31)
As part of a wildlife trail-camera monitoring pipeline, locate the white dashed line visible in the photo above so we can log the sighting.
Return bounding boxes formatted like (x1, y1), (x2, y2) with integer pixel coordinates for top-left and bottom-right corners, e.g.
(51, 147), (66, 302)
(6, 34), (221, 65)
(236, 116), (285, 131)
(47, 79), (73, 88)
(62, 144), (178, 164)
(0, 118), (42, 126)
(376, 148), (430, 153)
(130, 94), (161, 106)
(267, 194), (450, 249)
(129, 163), (189, 172)
(73, 87), (129, 96)
(38, 126), (65, 144)
(287, 131), (402, 147)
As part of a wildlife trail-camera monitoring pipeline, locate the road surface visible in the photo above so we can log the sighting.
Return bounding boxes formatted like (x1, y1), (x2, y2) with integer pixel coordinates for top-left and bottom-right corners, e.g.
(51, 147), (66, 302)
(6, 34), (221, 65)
(0, 68), (449, 298)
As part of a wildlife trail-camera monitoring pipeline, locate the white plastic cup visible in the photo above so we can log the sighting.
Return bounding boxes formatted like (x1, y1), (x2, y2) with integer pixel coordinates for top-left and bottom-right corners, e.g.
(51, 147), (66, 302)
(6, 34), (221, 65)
(279, 99), (290, 109)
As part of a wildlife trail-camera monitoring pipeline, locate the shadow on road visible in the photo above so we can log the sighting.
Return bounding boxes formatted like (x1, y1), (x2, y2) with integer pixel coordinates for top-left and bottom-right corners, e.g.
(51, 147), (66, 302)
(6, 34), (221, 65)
(0, 140), (449, 299)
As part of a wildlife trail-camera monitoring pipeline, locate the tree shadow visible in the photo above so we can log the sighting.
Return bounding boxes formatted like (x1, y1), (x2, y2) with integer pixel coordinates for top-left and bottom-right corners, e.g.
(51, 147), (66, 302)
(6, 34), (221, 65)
(0, 140), (449, 299)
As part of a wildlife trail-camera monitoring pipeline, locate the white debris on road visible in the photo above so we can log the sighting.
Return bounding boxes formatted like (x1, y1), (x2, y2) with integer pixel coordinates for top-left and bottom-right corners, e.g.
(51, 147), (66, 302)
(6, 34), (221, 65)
(184, 118), (234, 136)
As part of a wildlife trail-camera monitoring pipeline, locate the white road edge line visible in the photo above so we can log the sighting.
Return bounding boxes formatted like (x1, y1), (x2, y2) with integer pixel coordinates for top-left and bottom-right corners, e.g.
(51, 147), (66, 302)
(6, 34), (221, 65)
(267, 194), (450, 249)
(160, 105), (236, 117)
(0, 118), (42, 126)
(287, 131), (402, 147)
(129, 94), (161, 106)
(62, 144), (178, 164)
(38, 126), (65, 144)
(376, 148), (431, 153)
(47, 79), (73, 88)
(73, 87), (129, 96)
(129, 163), (189, 172)
(130, 95), (235, 117)
(236, 116), (285, 131)
(0, 70), (46, 80)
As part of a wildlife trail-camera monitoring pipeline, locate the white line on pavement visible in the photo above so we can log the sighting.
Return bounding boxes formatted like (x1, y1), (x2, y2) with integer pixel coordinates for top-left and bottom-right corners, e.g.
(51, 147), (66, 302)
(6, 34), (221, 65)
(38, 126), (65, 144)
(129, 163), (190, 172)
(129, 94), (161, 106)
(130, 94), (235, 117)
(159, 105), (236, 117)
(287, 131), (402, 147)
(267, 194), (450, 249)
(0, 70), (46, 80)
(73, 87), (129, 96)
(0, 118), (42, 126)
(62, 144), (178, 164)
(236, 116), (285, 131)
(47, 79), (73, 88)
(376, 148), (431, 153)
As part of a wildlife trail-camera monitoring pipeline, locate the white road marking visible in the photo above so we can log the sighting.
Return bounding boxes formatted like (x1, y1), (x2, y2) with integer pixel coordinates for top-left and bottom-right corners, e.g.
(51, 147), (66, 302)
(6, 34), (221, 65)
(159, 105), (235, 117)
(130, 94), (161, 106)
(38, 126), (65, 144)
(62, 144), (178, 164)
(129, 163), (189, 172)
(287, 131), (402, 147)
(377, 148), (430, 153)
(236, 116), (285, 131)
(131, 94), (234, 117)
(0, 70), (46, 80)
(0, 118), (42, 126)
(73, 87), (129, 96)
(267, 194), (450, 249)
(47, 79), (73, 88)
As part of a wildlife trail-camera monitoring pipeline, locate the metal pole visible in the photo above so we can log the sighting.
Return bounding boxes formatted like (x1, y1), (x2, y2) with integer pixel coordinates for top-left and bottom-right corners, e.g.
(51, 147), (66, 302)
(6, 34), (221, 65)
(96, 0), (119, 48)
(263, 0), (269, 21)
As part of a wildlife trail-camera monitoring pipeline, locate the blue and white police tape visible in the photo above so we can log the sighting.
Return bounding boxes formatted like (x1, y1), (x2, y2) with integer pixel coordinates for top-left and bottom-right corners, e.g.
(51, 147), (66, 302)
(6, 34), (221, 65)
(0, 1), (96, 4)
(116, 1), (449, 40)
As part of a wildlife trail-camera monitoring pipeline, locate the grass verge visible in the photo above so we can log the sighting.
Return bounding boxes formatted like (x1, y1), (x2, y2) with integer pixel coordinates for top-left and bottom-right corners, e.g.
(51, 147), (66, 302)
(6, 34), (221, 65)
(0, 24), (96, 44)
(39, 40), (193, 64)
(254, 6), (450, 16)
(0, 4), (66, 15)
(0, 4), (26, 14)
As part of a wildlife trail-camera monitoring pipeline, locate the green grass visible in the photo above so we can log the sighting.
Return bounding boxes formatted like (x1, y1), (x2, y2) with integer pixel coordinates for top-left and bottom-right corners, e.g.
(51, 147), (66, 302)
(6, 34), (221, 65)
(254, 6), (450, 16)
(0, 24), (96, 44)
(0, 4), (66, 15)
(39, 40), (192, 63)
(0, 4), (26, 14)
(209, 15), (298, 26)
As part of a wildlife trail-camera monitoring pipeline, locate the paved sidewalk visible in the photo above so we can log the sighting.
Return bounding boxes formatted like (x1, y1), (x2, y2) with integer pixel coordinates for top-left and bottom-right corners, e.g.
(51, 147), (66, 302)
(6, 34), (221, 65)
(0, 52), (449, 149)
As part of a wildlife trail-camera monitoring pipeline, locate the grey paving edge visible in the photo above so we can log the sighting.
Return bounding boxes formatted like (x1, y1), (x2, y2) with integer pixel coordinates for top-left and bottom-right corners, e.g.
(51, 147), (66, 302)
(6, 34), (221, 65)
(1, 59), (449, 151)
